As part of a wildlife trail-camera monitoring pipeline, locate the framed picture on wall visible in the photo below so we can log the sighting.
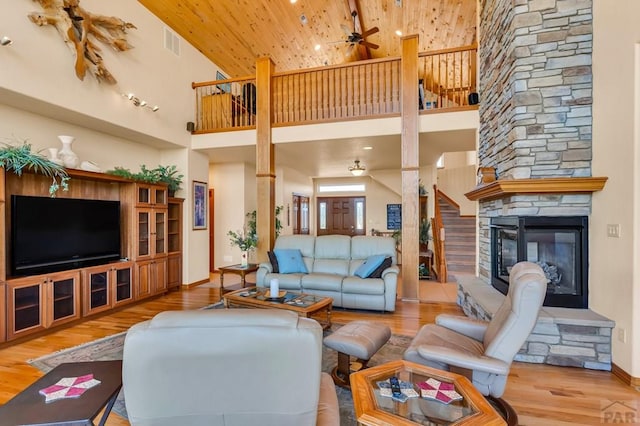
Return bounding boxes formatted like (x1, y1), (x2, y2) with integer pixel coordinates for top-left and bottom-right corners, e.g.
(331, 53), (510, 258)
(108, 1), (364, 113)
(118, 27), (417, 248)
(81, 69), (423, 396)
(193, 180), (208, 230)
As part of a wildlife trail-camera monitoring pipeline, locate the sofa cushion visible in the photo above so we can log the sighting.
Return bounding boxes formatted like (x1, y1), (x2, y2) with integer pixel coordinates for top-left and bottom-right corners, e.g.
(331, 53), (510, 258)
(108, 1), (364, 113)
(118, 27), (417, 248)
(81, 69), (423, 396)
(342, 276), (386, 295)
(351, 236), (397, 261)
(354, 255), (387, 278)
(369, 256), (392, 278)
(313, 258), (350, 276)
(274, 249), (308, 274)
(314, 235), (351, 259)
(267, 251), (279, 273)
(302, 273), (344, 292)
(265, 273), (303, 290)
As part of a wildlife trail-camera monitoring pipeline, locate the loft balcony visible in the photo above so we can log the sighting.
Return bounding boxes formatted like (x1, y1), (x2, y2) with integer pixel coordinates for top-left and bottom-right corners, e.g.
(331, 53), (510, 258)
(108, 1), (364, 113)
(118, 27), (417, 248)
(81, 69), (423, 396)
(191, 44), (478, 134)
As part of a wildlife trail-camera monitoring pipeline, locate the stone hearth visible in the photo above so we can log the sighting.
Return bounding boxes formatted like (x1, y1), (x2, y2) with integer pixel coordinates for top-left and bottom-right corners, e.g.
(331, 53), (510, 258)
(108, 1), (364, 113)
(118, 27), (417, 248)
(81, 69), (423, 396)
(456, 274), (614, 371)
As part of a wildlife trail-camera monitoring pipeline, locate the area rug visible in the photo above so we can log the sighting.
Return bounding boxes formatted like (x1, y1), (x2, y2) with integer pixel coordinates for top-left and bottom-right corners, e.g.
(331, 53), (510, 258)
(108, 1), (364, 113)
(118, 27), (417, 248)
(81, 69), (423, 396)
(28, 318), (412, 426)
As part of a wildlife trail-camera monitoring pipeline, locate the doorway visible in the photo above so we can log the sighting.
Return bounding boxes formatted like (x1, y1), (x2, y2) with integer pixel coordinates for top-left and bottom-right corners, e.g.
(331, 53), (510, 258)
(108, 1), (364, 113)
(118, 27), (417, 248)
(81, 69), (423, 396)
(317, 196), (366, 236)
(209, 188), (215, 273)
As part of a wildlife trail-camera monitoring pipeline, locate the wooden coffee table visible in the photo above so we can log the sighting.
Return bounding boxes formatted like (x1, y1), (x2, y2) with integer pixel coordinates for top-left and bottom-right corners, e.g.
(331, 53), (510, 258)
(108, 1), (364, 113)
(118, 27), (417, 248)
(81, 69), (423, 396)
(223, 287), (332, 329)
(350, 360), (505, 425)
(0, 360), (123, 426)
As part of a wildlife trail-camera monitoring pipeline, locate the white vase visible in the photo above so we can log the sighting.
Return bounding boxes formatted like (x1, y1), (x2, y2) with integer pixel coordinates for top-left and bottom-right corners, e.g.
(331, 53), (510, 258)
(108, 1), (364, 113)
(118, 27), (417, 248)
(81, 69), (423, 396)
(241, 251), (248, 267)
(58, 135), (79, 168)
(47, 147), (64, 166)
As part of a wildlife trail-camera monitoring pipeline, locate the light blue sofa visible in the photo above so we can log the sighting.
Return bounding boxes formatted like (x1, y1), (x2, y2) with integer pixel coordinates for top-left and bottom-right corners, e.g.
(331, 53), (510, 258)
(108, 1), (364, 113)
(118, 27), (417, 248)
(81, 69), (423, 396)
(256, 235), (399, 312)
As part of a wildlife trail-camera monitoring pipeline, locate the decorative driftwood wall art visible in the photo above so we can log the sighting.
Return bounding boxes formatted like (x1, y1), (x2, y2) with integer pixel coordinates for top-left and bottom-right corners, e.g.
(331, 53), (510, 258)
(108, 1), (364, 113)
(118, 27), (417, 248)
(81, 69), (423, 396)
(28, 0), (136, 84)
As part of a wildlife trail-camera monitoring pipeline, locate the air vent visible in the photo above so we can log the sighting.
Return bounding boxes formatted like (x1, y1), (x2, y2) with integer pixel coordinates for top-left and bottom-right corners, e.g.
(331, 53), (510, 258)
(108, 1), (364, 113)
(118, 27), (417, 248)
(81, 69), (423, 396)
(164, 27), (180, 56)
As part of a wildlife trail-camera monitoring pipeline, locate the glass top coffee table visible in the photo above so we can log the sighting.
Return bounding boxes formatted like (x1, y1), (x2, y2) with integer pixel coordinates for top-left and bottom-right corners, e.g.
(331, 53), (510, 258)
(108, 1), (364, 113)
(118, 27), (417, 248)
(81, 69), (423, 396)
(223, 286), (332, 329)
(350, 360), (505, 425)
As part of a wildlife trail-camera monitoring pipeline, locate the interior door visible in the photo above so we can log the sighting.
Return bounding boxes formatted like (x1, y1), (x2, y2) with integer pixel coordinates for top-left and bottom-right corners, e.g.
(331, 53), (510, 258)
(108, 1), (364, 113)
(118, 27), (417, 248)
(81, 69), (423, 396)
(317, 196), (365, 236)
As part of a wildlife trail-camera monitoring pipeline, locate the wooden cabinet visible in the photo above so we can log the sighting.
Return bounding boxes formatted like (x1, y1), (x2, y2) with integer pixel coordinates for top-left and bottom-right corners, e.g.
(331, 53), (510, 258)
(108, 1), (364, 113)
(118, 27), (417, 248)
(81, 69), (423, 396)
(82, 262), (133, 316)
(167, 198), (184, 290)
(132, 183), (169, 298)
(6, 271), (80, 341)
(0, 283), (5, 342)
(135, 257), (167, 297)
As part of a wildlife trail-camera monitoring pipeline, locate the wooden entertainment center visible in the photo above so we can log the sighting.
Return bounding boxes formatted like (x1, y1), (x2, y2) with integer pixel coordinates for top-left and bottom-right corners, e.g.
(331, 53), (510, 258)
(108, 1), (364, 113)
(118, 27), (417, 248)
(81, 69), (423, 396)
(0, 168), (184, 343)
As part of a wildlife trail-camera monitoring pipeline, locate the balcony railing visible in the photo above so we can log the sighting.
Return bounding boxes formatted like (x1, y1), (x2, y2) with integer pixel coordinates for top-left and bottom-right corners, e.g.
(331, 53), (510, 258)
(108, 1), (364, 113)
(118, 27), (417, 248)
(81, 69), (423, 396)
(192, 44), (477, 133)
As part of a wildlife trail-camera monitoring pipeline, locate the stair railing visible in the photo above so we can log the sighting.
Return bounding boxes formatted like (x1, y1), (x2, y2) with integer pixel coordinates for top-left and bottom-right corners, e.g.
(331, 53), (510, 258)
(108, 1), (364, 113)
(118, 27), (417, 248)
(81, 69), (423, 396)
(432, 184), (448, 282)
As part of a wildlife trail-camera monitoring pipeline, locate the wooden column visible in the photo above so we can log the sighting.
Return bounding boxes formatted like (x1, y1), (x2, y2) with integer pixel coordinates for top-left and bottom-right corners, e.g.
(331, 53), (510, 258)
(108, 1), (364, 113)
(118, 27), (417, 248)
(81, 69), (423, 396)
(400, 35), (420, 301)
(255, 57), (275, 262)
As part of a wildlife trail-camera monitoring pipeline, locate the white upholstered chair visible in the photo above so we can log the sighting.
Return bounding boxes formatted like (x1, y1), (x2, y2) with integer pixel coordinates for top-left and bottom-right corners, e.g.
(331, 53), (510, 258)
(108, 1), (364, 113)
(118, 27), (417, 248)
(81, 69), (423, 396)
(122, 309), (339, 426)
(404, 261), (547, 398)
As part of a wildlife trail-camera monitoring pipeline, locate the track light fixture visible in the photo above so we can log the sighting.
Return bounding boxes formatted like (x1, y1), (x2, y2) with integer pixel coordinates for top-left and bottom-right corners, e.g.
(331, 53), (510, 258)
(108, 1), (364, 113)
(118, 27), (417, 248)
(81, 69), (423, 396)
(1, 36), (13, 46)
(124, 93), (159, 112)
(349, 159), (366, 176)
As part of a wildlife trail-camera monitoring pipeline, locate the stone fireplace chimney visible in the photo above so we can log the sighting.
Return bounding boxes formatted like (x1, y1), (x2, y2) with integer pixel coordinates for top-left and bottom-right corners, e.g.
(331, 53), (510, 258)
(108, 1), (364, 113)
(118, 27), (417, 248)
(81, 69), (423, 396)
(473, 0), (605, 296)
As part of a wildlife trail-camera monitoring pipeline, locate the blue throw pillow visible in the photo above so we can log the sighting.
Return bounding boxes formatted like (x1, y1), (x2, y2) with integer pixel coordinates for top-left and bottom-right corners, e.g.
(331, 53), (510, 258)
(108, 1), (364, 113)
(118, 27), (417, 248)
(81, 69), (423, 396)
(274, 249), (308, 274)
(355, 255), (387, 278)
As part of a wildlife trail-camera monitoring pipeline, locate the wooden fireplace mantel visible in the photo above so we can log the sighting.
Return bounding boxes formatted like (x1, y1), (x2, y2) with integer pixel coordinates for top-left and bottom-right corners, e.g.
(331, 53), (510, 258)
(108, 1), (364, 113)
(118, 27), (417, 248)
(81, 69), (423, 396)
(464, 177), (608, 201)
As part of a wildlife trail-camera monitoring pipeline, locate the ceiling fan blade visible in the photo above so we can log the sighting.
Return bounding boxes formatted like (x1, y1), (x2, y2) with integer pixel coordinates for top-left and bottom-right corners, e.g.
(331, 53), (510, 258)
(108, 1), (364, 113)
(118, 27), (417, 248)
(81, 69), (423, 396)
(361, 27), (379, 38)
(341, 24), (352, 37)
(360, 40), (379, 50)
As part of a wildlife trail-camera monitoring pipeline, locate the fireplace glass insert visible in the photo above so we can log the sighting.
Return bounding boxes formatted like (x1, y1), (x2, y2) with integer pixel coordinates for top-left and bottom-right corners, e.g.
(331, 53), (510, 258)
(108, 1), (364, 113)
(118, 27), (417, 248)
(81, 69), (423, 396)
(490, 216), (588, 308)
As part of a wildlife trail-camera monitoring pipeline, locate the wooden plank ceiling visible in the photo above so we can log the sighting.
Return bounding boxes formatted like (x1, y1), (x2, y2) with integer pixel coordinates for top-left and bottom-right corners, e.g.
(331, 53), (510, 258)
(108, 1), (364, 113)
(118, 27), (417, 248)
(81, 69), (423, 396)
(137, 0), (477, 77)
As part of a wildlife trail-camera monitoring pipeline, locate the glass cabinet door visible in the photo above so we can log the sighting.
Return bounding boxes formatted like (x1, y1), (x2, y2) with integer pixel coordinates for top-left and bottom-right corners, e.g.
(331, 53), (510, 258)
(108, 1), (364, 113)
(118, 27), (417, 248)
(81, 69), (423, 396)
(13, 284), (42, 333)
(155, 210), (167, 255)
(114, 266), (133, 303)
(51, 278), (76, 321)
(138, 210), (151, 257)
(89, 271), (109, 310)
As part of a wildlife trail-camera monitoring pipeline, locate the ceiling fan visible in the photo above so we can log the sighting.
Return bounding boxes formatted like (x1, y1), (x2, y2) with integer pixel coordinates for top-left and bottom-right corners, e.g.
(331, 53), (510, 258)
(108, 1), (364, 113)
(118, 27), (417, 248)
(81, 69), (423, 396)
(331, 11), (379, 56)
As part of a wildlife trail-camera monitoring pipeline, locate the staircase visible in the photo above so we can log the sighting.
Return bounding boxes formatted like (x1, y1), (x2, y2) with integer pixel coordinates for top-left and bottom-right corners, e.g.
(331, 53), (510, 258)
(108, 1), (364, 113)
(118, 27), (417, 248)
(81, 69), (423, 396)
(437, 195), (476, 276)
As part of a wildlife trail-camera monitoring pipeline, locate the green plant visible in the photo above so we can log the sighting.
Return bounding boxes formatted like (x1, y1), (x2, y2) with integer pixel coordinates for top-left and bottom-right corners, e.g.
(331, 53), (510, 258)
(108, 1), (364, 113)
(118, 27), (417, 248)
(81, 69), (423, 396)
(247, 205), (284, 239)
(419, 263), (429, 278)
(419, 218), (431, 246)
(227, 227), (258, 251)
(155, 164), (183, 193)
(106, 164), (183, 193)
(0, 140), (69, 197)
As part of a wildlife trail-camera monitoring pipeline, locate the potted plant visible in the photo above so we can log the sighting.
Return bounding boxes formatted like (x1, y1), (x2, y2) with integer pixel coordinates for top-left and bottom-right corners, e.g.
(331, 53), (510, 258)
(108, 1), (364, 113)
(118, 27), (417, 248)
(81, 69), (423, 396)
(155, 164), (183, 197)
(106, 164), (183, 196)
(419, 218), (431, 251)
(0, 140), (69, 197)
(246, 205), (284, 238)
(227, 226), (258, 267)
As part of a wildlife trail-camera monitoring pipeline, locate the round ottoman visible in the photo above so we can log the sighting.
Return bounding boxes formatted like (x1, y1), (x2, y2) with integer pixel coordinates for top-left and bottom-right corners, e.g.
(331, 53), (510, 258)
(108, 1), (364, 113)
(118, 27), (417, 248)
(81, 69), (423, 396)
(323, 320), (391, 388)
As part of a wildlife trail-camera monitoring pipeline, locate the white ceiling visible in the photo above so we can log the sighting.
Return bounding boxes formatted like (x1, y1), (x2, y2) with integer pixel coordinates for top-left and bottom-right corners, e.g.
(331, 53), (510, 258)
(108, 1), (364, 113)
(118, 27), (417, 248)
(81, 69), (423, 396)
(200, 128), (476, 178)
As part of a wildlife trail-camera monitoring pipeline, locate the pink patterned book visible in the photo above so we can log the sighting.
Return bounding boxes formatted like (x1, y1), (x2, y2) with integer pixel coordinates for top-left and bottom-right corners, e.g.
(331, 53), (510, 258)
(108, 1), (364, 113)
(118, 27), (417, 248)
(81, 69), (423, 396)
(39, 374), (101, 403)
(417, 378), (463, 404)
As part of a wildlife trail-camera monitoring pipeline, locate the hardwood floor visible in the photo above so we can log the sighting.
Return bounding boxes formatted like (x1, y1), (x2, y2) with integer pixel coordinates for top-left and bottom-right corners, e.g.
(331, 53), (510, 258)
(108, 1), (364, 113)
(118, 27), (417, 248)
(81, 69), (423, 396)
(0, 276), (637, 425)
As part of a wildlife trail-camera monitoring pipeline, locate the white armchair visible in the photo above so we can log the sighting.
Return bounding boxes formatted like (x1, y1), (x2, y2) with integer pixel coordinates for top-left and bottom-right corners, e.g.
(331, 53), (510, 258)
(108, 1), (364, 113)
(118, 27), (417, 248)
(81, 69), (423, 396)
(404, 261), (547, 398)
(123, 309), (339, 426)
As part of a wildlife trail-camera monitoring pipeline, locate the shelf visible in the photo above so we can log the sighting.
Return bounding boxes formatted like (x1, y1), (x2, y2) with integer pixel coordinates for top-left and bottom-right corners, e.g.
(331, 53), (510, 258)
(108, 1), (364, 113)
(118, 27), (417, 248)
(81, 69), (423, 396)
(464, 177), (608, 201)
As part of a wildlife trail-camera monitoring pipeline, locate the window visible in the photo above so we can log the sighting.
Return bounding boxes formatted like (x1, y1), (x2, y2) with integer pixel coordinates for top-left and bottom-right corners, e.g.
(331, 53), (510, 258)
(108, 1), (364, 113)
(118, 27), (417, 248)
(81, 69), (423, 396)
(319, 202), (327, 230)
(318, 184), (365, 193)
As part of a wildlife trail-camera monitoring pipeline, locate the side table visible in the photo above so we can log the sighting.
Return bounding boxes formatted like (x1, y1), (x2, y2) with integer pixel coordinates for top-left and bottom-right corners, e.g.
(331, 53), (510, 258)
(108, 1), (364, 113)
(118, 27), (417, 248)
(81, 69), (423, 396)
(0, 360), (123, 426)
(218, 263), (259, 293)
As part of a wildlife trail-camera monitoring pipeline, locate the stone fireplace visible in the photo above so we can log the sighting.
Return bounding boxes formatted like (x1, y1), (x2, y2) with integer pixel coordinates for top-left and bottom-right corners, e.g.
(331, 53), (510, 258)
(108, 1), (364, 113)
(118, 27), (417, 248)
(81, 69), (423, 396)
(490, 215), (588, 309)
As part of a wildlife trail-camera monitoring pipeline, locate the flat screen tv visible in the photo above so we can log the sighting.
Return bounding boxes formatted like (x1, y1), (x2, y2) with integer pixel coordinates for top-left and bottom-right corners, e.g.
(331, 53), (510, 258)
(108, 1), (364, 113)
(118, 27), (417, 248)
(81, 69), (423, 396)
(11, 195), (122, 276)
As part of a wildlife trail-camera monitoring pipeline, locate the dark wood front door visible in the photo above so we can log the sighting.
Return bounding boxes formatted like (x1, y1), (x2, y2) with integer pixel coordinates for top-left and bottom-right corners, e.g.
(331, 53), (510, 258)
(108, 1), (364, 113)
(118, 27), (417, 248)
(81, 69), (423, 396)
(317, 196), (365, 236)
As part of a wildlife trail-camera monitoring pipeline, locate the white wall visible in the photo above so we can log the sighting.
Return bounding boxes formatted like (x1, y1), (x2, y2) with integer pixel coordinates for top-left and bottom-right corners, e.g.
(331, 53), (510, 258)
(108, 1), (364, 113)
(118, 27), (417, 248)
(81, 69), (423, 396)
(437, 165), (477, 216)
(1, 0), (217, 285)
(591, 0), (640, 377)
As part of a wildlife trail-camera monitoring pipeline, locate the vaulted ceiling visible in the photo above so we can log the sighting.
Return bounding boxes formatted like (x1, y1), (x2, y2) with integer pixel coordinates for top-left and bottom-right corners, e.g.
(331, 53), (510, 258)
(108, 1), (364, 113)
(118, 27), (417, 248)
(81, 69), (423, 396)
(137, 0), (478, 176)
(138, 0), (477, 77)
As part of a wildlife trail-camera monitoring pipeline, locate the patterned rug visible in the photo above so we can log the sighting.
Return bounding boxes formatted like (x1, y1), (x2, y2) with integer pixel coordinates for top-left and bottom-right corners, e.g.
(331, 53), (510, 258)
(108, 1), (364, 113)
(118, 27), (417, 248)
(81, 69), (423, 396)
(28, 310), (412, 426)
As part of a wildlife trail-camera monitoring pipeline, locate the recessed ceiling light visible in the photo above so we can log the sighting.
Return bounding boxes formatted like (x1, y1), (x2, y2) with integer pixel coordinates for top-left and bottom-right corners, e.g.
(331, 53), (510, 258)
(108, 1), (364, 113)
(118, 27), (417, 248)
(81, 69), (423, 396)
(363, 146), (373, 150)
(314, 44), (322, 51)
(300, 14), (308, 25)
(290, 0), (297, 3)
(395, 30), (403, 36)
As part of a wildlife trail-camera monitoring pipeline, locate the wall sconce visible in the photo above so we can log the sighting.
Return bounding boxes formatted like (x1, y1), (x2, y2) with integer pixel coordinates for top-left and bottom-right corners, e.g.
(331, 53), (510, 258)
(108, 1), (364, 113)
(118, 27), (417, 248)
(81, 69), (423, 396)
(123, 93), (159, 112)
(349, 159), (366, 176)
(1, 36), (13, 46)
